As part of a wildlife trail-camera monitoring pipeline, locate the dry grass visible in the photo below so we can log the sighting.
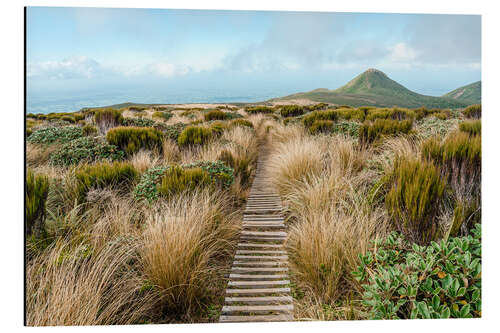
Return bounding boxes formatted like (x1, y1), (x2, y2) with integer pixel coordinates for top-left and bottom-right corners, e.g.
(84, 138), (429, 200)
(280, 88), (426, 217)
(140, 190), (239, 315)
(130, 149), (161, 173)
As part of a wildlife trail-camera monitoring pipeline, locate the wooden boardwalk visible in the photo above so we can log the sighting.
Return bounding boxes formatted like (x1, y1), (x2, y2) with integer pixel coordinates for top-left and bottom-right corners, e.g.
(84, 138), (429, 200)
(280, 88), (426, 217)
(219, 150), (294, 323)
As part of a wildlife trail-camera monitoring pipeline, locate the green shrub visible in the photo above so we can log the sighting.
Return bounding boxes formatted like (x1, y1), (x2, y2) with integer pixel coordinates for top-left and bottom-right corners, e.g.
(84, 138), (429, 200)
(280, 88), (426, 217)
(245, 106), (274, 114)
(26, 128), (32, 137)
(152, 111), (173, 122)
(158, 166), (211, 198)
(353, 224), (481, 319)
(280, 105), (304, 117)
(50, 137), (124, 166)
(94, 108), (124, 132)
(384, 157), (446, 244)
(82, 124), (98, 136)
(209, 121), (229, 136)
(463, 104), (481, 119)
(302, 110), (338, 127)
(26, 169), (49, 237)
(75, 161), (138, 203)
(73, 113), (85, 122)
(330, 121), (361, 138)
(366, 108), (415, 121)
(305, 103), (329, 111)
(309, 120), (334, 134)
(433, 110), (451, 120)
(134, 161), (234, 202)
(204, 110), (228, 121)
(27, 126), (83, 145)
(61, 115), (75, 123)
(231, 119), (253, 129)
(128, 106), (148, 112)
(218, 150), (252, 186)
(106, 127), (164, 155)
(177, 126), (212, 146)
(335, 108), (366, 122)
(459, 120), (481, 136)
(359, 119), (413, 144)
(122, 117), (156, 127)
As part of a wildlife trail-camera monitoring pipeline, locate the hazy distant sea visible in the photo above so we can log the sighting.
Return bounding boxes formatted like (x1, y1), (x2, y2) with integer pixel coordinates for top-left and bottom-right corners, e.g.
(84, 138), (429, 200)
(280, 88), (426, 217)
(26, 88), (290, 114)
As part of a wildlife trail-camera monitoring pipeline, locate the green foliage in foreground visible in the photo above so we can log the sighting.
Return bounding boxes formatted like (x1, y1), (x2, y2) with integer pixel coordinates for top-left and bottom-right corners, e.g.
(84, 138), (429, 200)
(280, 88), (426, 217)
(353, 224), (481, 319)
(158, 166), (211, 198)
(122, 117), (156, 127)
(463, 104), (481, 119)
(26, 169), (49, 237)
(177, 126), (212, 146)
(280, 105), (304, 117)
(459, 120), (481, 136)
(106, 126), (164, 155)
(50, 137), (124, 166)
(75, 161), (138, 203)
(162, 123), (187, 141)
(309, 120), (334, 134)
(27, 126), (83, 145)
(134, 161), (234, 202)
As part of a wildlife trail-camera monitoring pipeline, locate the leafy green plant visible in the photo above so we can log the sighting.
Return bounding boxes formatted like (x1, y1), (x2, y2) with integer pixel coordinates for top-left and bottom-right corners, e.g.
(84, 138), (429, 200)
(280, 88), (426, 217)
(106, 126), (164, 155)
(26, 169), (49, 237)
(177, 126), (212, 146)
(463, 104), (481, 119)
(353, 224), (481, 319)
(161, 123), (187, 141)
(27, 126), (83, 145)
(75, 161), (138, 203)
(183, 160), (234, 188)
(330, 121), (361, 138)
(335, 108), (366, 122)
(384, 157), (446, 244)
(133, 165), (171, 202)
(359, 119), (413, 145)
(459, 120), (481, 136)
(122, 117), (156, 127)
(50, 137), (124, 166)
(280, 105), (304, 117)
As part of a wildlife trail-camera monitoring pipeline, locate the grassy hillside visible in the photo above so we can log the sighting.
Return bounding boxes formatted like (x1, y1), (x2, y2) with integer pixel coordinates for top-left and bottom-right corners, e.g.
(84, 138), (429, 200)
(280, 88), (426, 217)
(442, 80), (481, 105)
(272, 68), (468, 109)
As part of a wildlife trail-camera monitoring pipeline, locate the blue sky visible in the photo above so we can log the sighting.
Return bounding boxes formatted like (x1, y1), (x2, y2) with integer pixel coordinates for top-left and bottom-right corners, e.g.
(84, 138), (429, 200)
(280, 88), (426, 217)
(27, 7), (481, 102)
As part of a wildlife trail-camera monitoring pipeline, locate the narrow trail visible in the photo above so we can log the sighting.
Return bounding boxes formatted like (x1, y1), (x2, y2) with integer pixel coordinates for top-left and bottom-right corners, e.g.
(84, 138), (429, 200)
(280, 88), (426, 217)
(219, 146), (294, 323)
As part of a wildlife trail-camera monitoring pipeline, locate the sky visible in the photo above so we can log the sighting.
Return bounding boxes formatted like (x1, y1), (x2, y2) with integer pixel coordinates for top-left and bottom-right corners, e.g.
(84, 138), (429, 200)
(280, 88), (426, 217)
(26, 7), (481, 107)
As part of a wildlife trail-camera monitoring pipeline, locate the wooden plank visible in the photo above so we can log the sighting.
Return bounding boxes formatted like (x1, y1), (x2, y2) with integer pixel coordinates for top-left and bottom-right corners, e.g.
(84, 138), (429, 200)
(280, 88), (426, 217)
(233, 261), (288, 266)
(236, 250), (287, 254)
(241, 231), (287, 237)
(225, 287), (291, 294)
(231, 267), (288, 273)
(221, 304), (293, 314)
(224, 296), (293, 304)
(229, 274), (288, 280)
(219, 314), (293, 322)
(234, 255), (288, 260)
(228, 280), (290, 288)
(237, 243), (283, 248)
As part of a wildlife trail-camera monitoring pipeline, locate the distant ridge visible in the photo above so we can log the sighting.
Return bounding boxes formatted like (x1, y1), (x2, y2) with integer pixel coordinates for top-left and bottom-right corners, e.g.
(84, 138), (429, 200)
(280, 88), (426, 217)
(442, 81), (481, 105)
(271, 68), (471, 109)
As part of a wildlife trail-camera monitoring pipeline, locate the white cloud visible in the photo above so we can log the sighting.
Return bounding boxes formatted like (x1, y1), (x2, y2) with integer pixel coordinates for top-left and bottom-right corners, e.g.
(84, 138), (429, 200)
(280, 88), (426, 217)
(28, 56), (103, 79)
(389, 43), (418, 62)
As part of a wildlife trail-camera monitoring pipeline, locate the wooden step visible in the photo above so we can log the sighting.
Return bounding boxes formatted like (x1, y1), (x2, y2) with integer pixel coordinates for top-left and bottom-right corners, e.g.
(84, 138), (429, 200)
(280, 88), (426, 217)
(228, 280), (290, 288)
(241, 231), (287, 237)
(234, 255), (288, 261)
(237, 243), (283, 248)
(243, 224), (285, 229)
(224, 296), (293, 304)
(236, 250), (287, 255)
(221, 304), (293, 314)
(225, 287), (291, 295)
(233, 261), (288, 266)
(229, 274), (288, 280)
(219, 314), (293, 322)
(231, 267), (288, 273)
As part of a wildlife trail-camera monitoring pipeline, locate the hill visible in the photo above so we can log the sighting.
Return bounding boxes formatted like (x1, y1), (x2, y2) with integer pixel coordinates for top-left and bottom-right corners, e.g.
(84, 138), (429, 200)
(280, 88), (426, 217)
(271, 68), (469, 109)
(442, 81), (481, 105)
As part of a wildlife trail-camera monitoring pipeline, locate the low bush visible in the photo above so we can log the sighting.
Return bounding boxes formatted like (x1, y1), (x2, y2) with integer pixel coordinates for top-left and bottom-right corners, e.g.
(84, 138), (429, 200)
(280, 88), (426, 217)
(384, 157), (445, 244)
(209, 121), (229, 136)
(122, 117), (156, 127)
(94, 108), (123, 133)
(463, 104), (481, 119)
(158, 166), (211, 198)
(309, 120), (334, 134)
(280, 105), (304, 117)
(204, 110), (228, 121)
(177, 126), (212, 146)
(335, 108), (366, 122)
(128, 106), (148, 112)
(26, 169), (49, 237)
(106, 127), (164, 155)
(353, 224), (481, 319)
(302, 110), (338, 127)
(61, 115), (75, 123)
(305, 103), (329, 111)
(231, 119), (253, 129)
(459, 120), (481, 136)
(330, 121), (361, 138)
(162, 123), (187, 141)
(75, 161), (138, 203)
(50, 137), (124, 166)
(365, 108), (415, 122)
(27, 126), (83, 145)
(82, 124), (98, 136)
(218, 149), (252, 186)
(152, 111), (173, 122)
(359, 119), (413, 144)
(183, 160), (234, 189)
(245, 106), (274, 114)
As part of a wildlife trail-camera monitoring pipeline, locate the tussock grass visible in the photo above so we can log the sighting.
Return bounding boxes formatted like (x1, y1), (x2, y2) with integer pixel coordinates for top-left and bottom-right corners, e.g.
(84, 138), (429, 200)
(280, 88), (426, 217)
(107, 126), (164, 155)
(26, 169), (49, 237)
(177, 126), (212, 146)
(94, 108), (123, 134)
(459, 120), (481, 136)
(463, 104), (481, 119)
(359, 119), (413, 144)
